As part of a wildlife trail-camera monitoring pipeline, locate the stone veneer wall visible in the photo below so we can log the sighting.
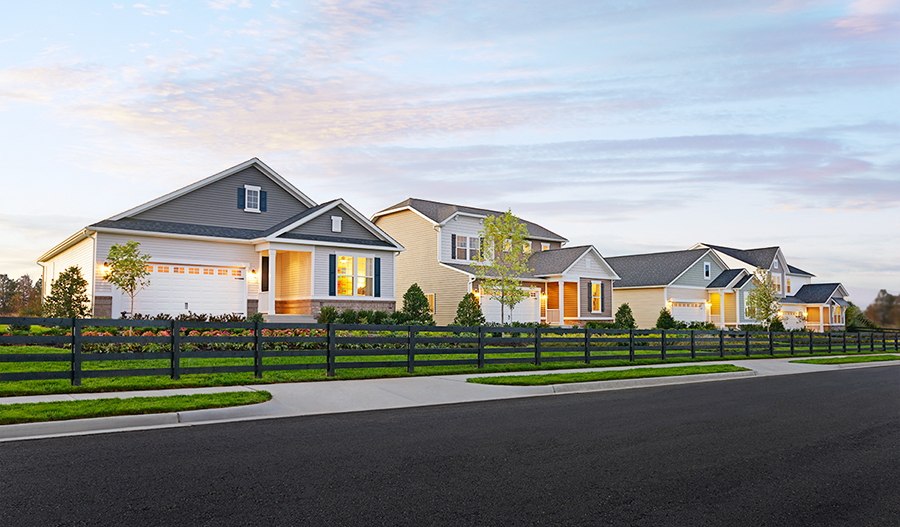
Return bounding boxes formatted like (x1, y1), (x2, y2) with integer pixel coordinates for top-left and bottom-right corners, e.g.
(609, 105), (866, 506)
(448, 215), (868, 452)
(247, 299), (259, 316)
(311, 299), (395, 318)
(93, 296), (112, 318)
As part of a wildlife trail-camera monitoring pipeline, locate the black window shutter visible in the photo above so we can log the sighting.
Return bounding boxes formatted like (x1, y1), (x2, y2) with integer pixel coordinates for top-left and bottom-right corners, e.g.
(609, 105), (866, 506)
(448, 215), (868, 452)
(260, 191), (267, 212)
(261, 256), (269, 292)
(451, 234), (456, 259)
(328, 255), (336, 296)
(237, 188), (246, 209)
(600, 283), (605, 313)
(374, 258), (381, 298)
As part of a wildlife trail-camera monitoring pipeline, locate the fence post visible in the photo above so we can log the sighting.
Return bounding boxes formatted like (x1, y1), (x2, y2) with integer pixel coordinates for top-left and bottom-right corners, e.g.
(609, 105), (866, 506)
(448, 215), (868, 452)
(478, 326), (485, 369)
(171, 320), (181, 380)
(769, 331), (774, 356)
(809, 331), (814, 354)
(870, 333), (874, 353)
(690, 331), (696, 359)
(71, 318), (82, 386)
(790, 332), (795, 355)
(842, 332), (846, 354)
(327, 323), (336, 377)
(407, 325), (415, 374)
(719, 330), (724, 358)
(881, 332), (886, 352)
(827, 332), (832, 354)
(660, 329), (666, 360)
(629, 329), (635, 362)
(745, 331), (750, 357)
(534, 327), (542, 366)
(254, 321), (263, 379)
(857, 332), (861, 353)
(584, 327), (590, 364)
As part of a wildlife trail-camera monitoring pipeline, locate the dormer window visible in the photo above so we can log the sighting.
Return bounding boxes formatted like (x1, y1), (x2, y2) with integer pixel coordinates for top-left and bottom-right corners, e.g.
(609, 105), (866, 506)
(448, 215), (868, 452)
(541, 242), (550, 251)
(244, 185), (260, 213)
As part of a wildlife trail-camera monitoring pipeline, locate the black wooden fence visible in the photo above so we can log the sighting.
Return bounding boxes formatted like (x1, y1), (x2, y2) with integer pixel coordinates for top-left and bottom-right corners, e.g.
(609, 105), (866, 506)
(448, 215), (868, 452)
(1, 317), (898, 386)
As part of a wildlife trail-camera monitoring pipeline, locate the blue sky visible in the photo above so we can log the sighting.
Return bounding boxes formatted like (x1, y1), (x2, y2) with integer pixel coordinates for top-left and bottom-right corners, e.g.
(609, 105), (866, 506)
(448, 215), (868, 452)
(1, 0), (898, 307)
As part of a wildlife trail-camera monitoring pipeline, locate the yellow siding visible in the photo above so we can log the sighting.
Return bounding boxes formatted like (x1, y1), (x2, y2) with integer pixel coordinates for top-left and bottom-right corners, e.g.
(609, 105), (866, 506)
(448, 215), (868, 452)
(375, 211), (470, 325)
(564, 282), (578, 320)
(611, 288), (665, 329)
(725, 293), (736, 324)
(275, 251), (310, 300)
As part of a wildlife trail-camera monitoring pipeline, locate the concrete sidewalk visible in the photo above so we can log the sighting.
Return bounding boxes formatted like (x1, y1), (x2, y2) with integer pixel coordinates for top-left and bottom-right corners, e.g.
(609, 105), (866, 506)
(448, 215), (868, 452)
(1, 355), (898, 442)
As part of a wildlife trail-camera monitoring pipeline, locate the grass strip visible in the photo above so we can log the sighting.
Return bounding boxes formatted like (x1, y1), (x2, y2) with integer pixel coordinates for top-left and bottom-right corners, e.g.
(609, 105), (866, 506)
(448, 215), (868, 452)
(467, 364), (750, 386)
(790, 355), (900, 365)
(0, 390), (272, 425)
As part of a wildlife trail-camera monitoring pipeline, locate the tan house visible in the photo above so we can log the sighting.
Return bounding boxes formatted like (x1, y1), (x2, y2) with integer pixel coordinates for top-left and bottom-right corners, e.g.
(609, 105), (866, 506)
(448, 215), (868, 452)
(372, 199), (620, 326)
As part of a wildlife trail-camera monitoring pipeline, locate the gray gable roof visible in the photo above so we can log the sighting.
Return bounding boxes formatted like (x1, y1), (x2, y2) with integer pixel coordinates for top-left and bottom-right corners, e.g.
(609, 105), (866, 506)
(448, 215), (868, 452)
(707, 269), (744, 289)
(376, 198), (567, 242)
(442, 245), (597, 278)
(787, 264), (815, 277)
(703, 244), (779, 269)
(605, 249), (709, 288)
(734, 274), (753, 288)
(784, 283), (842, 304)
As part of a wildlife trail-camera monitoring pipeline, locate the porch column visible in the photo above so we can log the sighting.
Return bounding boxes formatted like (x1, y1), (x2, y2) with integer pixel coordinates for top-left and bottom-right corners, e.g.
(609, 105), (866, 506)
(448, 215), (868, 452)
(819, 305), (824, 332)
(268, 249), (277, 316)
(558, 279), (565, 326)
(720, 291), (725, 329)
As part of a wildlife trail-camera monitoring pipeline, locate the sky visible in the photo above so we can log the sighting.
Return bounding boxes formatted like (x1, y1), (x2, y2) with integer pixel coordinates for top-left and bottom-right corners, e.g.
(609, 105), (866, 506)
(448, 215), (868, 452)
(1, 0), (898, 308)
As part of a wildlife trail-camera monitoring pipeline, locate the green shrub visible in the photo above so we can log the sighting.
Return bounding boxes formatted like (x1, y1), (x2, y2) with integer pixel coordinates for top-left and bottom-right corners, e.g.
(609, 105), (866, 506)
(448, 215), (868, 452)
(614, 303), (637, 329)
(43, 266), (90, 319)
(453, 293), (486, 327)
(585, 321), (617, 329)
(338, 309), (359, 324)
(655, 308), (678, 330)
(246, 312), (265, 324)
(318, 306), (338, 324)
(356, 309), (374, 324)
(370, 310), (390, 325)
(401, 283), (435, 325)
(686, 321), (717, 330)
(390, 310), (409, 324)
(769, 318), (786, 332)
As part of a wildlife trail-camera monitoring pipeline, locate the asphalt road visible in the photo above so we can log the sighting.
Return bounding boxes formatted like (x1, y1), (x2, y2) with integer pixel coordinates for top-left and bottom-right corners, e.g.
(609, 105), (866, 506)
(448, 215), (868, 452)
(1, 367), (898, 526)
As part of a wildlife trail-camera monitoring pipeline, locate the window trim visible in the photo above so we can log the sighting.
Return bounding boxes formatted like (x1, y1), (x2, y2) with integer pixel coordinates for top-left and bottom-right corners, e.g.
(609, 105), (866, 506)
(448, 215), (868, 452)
(590, 281), (604, 313)
(244, 184), (261, 213)
(703, 262), (711, 280)
(336, 255), (375, 297)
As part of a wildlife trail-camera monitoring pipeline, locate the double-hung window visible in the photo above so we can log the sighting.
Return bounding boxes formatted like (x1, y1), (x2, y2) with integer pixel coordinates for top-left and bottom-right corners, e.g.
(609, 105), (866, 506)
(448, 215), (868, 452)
(591, 282), (604, 313)
(337, 256), (374, 296)
(456, 236), (480, 260)
(244, 185), (260, 213)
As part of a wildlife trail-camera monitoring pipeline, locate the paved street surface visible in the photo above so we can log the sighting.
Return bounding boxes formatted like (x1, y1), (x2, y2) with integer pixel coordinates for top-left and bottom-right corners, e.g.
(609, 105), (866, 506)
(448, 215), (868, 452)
(1, 367), (897, 526)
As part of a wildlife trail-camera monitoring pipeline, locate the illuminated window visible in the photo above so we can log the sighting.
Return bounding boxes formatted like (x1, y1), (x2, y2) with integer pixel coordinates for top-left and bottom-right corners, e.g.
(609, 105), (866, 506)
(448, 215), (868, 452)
(522, 242), (532, 255)
(833, 305), (842, 324)
(218, 269), (228, 276)
(776, 279), (781, 293)
(541, 242), (550, 251)
(189, 268), (199, 275)
(591, 282), (604, 312)
(145, 265), (153, 272)
(787, 279), (791, 293)
(174, 267), (185, 274)
(426, 293), (435, 314)
(158, 266), (169, 273)
(744, 291), (750, 317)
(204, 268), (214, 275)
(337, 256), (373, 296)
(231, 269), (242, 277)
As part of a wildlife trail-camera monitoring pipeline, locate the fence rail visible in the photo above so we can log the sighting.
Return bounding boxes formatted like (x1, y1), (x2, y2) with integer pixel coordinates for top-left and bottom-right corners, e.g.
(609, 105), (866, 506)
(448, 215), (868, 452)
(1, 317), (898, 386)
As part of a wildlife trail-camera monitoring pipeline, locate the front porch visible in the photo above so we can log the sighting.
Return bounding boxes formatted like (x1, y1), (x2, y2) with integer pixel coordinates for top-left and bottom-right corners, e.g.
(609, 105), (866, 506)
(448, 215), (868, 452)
(257, 248), (314, 316)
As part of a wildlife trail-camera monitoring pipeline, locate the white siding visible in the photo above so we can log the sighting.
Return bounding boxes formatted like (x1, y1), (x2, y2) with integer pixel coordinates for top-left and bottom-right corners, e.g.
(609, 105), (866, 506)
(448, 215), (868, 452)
(313, 247), (395, 299)
(94, 233), (258, 317)
(44, 237), (95, 307)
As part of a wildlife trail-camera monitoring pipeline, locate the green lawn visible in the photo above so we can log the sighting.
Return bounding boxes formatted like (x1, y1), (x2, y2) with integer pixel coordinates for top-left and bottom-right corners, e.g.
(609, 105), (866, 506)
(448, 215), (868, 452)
(466, 364), (750, 386)
(0, 390), (272, 425)
(790, 354), (900, 365)
(0, 340), (892, 398)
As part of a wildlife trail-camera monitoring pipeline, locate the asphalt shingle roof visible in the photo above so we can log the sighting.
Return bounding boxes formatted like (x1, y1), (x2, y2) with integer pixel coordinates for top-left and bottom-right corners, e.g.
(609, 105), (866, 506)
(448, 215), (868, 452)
(605, 249), (709, 288)
(784, 283), (842, 304)
(91, 219), (261, 240)
(441, 245), (595, 278)
(702, 244), (779, 269)
(787, 264), (815, 277)
(706, 269), (744, 289)
(375, 198), (567, 242)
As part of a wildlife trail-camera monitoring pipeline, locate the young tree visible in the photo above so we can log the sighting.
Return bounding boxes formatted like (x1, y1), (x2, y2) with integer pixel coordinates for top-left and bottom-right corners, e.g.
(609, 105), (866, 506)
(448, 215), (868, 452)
(454, 292), (486, 327)
(614, 303), (636, 329)
(43, 266), (91, 318)
(655, 307), (677, 329)
(105, 241), (152, 316)
(472, 209), (533, 324)
(745, 267), (781, 330)
(401, 283), (435, 325)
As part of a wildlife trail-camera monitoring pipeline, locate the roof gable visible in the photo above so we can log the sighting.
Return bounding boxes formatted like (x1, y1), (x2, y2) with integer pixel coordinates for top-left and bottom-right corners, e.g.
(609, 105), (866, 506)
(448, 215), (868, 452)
(606, 249), (717, 288)
(110, 159), (317, 231)
(373, 198), (568, 242)
(786, 283), (848, 304)
(268, 199), (404, 250)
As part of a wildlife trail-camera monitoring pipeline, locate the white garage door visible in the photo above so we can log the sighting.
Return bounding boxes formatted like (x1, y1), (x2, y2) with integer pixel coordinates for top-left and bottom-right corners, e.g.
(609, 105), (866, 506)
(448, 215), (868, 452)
(132, 264), (246, 317)
(671, 302), (706, 323)
(481, 289), (541, 324)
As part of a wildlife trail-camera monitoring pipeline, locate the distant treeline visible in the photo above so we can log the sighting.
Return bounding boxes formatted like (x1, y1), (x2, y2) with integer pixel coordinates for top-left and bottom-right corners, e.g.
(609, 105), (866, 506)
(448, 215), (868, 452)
(864, 290), (900, 329)
(0, 274), (42, 316)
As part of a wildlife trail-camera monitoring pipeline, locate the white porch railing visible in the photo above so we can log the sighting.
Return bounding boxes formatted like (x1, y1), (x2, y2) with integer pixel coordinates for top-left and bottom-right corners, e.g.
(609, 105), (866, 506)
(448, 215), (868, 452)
(546, 309), (560, 325)
(258, 292), (269, 314)
(710, 314), (722, 326)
